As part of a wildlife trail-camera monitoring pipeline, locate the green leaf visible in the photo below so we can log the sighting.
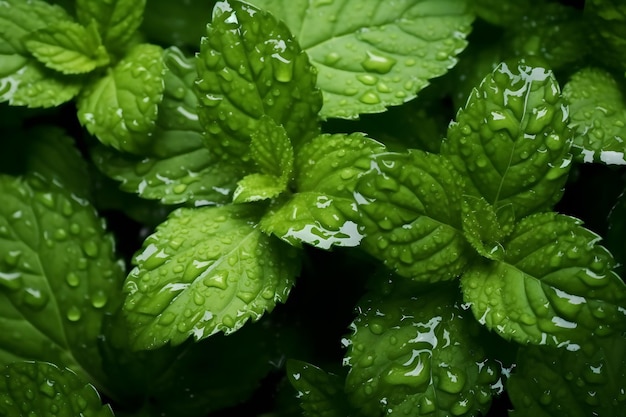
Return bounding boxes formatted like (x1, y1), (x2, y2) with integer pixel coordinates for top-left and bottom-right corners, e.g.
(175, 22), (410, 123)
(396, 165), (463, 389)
(76, 0), (146, 56)
(287, 360), (353, 417)
(248, 0), (474, 119)
(0, 361), (114, 417)
(354, 150), (472, 282)
(606, 190), (626, 276)
(508, 334), (626, 417)
(123, 204), (300, 349)
(344, 287), (502, 417)
(233, 173), (285, 203)
(563, 67), (626, 166)
(92, 47), (239, 206)
(585, 0), (626, 71)
(78, 43), (165, 154)
(260, 133), (385, 249)
(0, 175), (124, 388)
(442, 59), (573, 219)
(25, 20), (109, 75)
(194, 0), (322, 160)
(461, 212), (626, 349)
(461, 195), (508, 261)
(471, 0), (532, 26)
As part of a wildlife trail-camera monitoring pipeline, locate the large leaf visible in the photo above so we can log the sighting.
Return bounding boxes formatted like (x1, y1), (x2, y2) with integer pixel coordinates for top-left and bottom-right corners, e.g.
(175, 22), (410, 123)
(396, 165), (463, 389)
(344, 287), (502, 417)
(0, 175), (124, 387)
(0, 361), (114, 417)
(248, 0), (474, 119)
(354, 150), (472, 282)
(260, 133), (385, 249)
(92, 47), (240, 206)
(508, 334), (626, 417)
(123, 204), (300, 349)
(461, 212), (626, 349)
(78, 43), (165, 154)
(563, 67), (626, 165)
(442, 59), (573, 220)
(195, 0), (322, 160)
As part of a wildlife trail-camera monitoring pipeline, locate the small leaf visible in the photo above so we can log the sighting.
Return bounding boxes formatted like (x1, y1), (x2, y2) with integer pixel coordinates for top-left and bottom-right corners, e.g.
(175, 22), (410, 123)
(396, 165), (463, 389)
(508, 334), (626, 417)
(0, 361), (114, 417)
(563, 67), (626, 165)
(442, 59), (573, 219)
(91, 47), (239, 206)
(25, 20), (109, 74)
(0, 175), (124, 387)
(123, 204), (300, 349)
(248, 0), (474, 119)
(354, 150), (472, 283)
(194, 0), (322, 160)
(461, 212), (626, 349)
(233, 173), (284, 203)
(344, 287), (502, 417)
(250, 115), (294, 181)
(76, 0), (146, 56)
(461, 195), (506, 260)
(78, 43), (165, 154)
(287, 360), (353, 417)
(260, 133), (384, 249)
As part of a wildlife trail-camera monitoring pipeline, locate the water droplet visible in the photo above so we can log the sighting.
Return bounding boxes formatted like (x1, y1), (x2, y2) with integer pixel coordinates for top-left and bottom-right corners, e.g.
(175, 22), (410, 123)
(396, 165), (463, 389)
(158, 312), (176, 326)
(203, 273), (228, 289)
(69, 223), (81, 235)
(539, 390), (552, 405)
(65, 273), (80, 288)
(222, 315), (235, 328)
(358, 354), (375, 368)
(66, 306), (82, 322)
(91, 291), (108, 308)
(438, 367), (466, 394)
(435, 51), (449, 61)
(22, 287), (49, 310)
(360, 51), (396, 74)
(357, 74), (378, 86)
(83, 241), (99, 258)
(193, 291), (206, 305)
(173, 184), (187, 194)
(38, 380), (56, 398)
(0, 270), (22, 291)
(450, 395), (472, 416)
(324, 52), (340, 65)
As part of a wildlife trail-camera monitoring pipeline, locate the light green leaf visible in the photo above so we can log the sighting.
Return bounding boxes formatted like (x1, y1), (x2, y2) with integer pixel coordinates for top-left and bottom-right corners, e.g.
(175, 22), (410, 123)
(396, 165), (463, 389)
(194, 0), (322, 160)
(92, 47), (239, 206)
(354, 150), (472, 282)
(248, 0), (474, 119)
(345, 288), (502, 417)
(250, 115), (294, 181)
(563, 67), (626, 165)
(287, 360), (353, 417)
(76, 0), (146, 55)
(25, 20), (109, 75)
(233, 173), (284, 203)
(78, 43), (165, 154)
(260, 133), (384, 249)
(508, 334), (626, 417)
(461, 195), (507, 261)
(0, 361), (114, 417)
(461, 212), (626, 349)
(0, 175), (124, 388)
(442, 59), (573, 220)
(123, 204), (300, 349)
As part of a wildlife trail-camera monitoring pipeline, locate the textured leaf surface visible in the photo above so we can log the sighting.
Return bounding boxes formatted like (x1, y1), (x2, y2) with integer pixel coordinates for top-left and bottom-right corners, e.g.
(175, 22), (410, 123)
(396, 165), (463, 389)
(461, 196), (509, 261)
(508, 334), (626, 417)
(344, 288), (502, 417)
(470, 0), (531, 26)
(260, 133), (384, 249)
(78, 43), (165, 153)
(354, 150), (471, 282)
(0, 175), (124, 386)
(287, 360), (353, 417)
(248, 0), (474, 119)
(25, 20), (109, 74)
(76, 0), (146, 55)
(442, 60), (573, 220)
(461, 212), (626, 349)
(0, 361), (114, 417)
(92, 47), (239, 206)
(195, 0), (322, 160)
(563, 67), (626, 165)
(586, 0), (626, 71)
(123, 205), (300, 349)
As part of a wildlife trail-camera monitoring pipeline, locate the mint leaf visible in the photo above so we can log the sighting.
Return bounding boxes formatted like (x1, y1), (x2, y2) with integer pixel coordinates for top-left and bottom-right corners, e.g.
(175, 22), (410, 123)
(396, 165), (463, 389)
(586, 0), (626, 71)
(78, 43), (165, 154)
(461, 212), (626, 349)
(248, 0), (474, 119)
(76, 0), (146, 56)
(442, 60), (573, 219)
(0, 175), (124, 387)
(0, 361), (114, 417)
(233, 174), (285, 203)
(123, 204), (300, 349)
(354, 150), (472, 282)
(287, 360), (353, 417)
(195, 0), (322, 160)
(461, 196), (507, 261)
(24, 20), (109, 75)
(508, 334), (626, 417)
(471, 0), (531, 27)
(92, 47), (239, 206)
(563, 67), (626, 165)
(344, 288), (502, 417)
(260, 133), (384, 249)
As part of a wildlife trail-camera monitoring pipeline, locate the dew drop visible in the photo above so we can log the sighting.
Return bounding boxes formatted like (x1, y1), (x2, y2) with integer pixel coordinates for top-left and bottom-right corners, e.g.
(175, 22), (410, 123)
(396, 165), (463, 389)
(359, 91), (381, 104)
(0, 270), (22, 291)
(158, 311), (176, 326)
(357, 74), (378, 86)
(204, 273), (228, 289)
(438, 367), (466, 394)
(91, 291), (108, 309)
(66, 306), (82, 322)
(83, 241), (99, 258)
(38, 380), (56, 398)
(222, 315), (235, 328)
(22, 287), (49, 310)
(173, 184), (187, 194)
(65, 273), (80, 288)
(193, 291), (206, 306)
(360, 51), (396, 74)
(324, 52), (340, 65)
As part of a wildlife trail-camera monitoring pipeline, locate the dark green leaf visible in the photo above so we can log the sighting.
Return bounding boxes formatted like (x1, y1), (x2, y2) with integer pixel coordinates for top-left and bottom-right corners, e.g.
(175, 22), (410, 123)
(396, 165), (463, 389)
(585, 0), (626, 71)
